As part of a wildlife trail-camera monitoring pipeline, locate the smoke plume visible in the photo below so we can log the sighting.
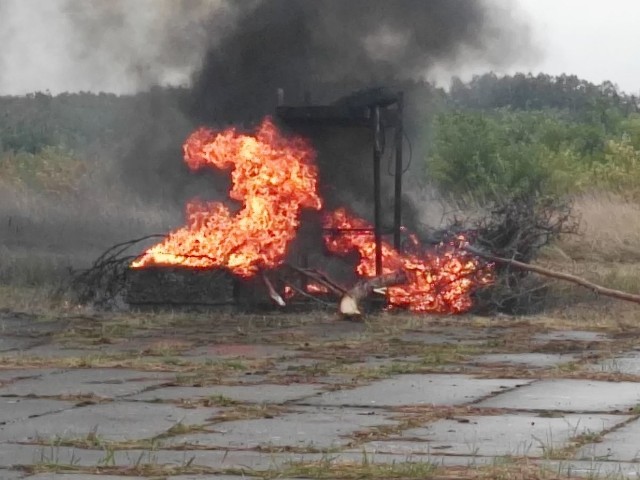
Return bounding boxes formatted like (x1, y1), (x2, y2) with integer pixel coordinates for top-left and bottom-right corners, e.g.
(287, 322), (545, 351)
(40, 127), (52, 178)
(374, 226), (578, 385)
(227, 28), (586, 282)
(190, 0), (532, 121)
(0, 0), (534, 278)
(0, 0), (228, 94)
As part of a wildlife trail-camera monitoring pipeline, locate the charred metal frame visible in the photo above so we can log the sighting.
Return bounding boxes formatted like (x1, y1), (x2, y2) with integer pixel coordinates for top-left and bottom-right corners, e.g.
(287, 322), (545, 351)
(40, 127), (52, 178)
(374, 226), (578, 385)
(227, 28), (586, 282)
(276, 91), (405, 276)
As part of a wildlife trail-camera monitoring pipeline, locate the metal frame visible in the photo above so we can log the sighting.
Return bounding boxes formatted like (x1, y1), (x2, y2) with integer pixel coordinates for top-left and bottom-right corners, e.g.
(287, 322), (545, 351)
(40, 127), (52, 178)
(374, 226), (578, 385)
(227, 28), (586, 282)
(276, 90), (405, 276)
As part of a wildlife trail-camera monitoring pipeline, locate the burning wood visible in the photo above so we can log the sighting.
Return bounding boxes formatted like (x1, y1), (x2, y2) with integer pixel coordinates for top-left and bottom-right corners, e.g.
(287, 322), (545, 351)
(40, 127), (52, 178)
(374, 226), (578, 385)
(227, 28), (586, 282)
(130, 118), (322, 277)
(285, 264), (346, 296)
(117, 116), (495, 315)
(323, 208), (494, 313)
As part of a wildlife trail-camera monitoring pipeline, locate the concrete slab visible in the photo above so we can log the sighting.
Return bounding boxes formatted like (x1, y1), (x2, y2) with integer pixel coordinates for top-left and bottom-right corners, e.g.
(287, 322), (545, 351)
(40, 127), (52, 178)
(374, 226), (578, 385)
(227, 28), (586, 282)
(306, 374), (531, 407)
(0, 443), (106, 469)
(0, 369), (174, 398)
(532, 331), (609, 344)
(25, 475), (146, 479)
(590, 352), (640, 375)
(469, 353), (577, 368)
(0, 469), (25, 479)
(0, 402), (215, 442)
(360, 414), (626, 457)
(0, 369), (62, 383)
(170, 477), (299, 480)
(478, 379), (640, 412)
(0, 316), (69, 337)
(164, 406), (397, 450)
(184, 344), (298, 360)
(543, 459), (640, 478)
(576, 417), (640, 462)
(130, 383), (322, 403)
(399, 330), (489, 345)
(3, 346), (98, 359)
(0, 337), (41, 352)
(0, 398), (75, 424)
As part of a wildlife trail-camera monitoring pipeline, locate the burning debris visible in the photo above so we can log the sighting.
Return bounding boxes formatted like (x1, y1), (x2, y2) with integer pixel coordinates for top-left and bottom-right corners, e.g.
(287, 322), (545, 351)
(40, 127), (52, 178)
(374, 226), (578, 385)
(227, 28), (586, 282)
(131, 118), (322, 276)
(323, 208), (494, 313)
(120, 116), (495, 315)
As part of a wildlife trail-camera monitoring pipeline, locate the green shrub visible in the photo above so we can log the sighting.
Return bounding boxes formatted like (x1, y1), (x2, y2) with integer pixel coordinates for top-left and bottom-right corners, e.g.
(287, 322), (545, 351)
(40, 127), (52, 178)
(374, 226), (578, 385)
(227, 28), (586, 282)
(0, 146), (87, 195)
(426, 109), (640, 203)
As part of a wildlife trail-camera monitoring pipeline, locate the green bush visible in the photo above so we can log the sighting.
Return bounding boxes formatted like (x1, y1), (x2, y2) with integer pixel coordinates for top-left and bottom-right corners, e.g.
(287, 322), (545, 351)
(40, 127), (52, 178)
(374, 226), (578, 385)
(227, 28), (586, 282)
(426, 108), (640, 203)
(0, 146), (87, 195)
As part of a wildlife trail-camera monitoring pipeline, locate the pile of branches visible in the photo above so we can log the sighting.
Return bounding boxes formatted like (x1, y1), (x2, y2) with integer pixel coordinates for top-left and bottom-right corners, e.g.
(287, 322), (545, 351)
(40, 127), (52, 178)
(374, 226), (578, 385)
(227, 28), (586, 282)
(71, 234), (164, 309)
(469, 195), (579, 314)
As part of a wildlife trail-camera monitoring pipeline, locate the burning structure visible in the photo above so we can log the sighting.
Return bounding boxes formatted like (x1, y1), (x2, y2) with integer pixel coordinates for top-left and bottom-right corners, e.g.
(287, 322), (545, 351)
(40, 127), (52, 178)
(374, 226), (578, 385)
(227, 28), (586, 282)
(125, 89), (494, 315)
(70, 1), (539, 314)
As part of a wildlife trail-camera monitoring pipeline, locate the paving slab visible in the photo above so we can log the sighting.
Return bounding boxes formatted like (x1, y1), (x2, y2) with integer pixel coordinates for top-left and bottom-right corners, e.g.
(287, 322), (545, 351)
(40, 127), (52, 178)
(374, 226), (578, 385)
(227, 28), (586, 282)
(0, 398), (75, 424)
(0, 369), (62, 383)
(306, 374), (531, 407)
(532, 331), (609, 344)
(589, 352), (640, 375)
(183, 343), (299, 360)
(0, 337), (42, 352)
(0, 402), (216, 442)
(469, 353), (577, 368)
(0, 443), (107, 469)
(543, 459), (640, 478)
(576, 416), (640, 462)
(398, 330), (490, 345)
(5, 445), (283, 471)
(130, 384), (322, 404)
(0, 369), (174, 398)
(165, 406), (397, 450)
(360, 413), (626, 457)
(0, 469), (25, 479)
(478, 379), (640, 412)
(25, 475), (146, 479)
(0, 316), (69, 337)
(3, 345), (99, 359)
(170, 477), (299, 480)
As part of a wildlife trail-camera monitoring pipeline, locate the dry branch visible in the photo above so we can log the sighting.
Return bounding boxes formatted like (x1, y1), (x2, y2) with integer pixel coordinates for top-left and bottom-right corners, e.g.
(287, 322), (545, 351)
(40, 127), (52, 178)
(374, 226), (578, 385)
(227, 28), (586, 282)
(285, 264), (346, 296)
(340, 271), (407, 317)
(466, 246), (640, 306)
(261, 272), (286, 307)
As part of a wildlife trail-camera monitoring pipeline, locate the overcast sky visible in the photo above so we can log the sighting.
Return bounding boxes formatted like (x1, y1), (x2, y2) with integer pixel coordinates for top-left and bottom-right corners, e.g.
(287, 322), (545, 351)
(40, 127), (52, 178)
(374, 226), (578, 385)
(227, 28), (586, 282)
(511, 0), (640, 94)
(0, 0), (639, 95)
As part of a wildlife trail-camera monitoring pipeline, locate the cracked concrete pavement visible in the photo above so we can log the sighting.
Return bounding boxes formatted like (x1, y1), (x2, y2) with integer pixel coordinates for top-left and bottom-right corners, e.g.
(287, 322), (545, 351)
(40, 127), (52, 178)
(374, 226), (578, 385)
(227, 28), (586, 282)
(1, 308), (640, 479)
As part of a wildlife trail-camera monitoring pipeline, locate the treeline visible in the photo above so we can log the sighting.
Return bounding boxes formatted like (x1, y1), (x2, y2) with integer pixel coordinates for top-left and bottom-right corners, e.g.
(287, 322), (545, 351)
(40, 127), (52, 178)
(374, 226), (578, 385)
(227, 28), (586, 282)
(0, 87), (189, 194)
(429, 73), (640, 203)
(2, 73), (639, 201)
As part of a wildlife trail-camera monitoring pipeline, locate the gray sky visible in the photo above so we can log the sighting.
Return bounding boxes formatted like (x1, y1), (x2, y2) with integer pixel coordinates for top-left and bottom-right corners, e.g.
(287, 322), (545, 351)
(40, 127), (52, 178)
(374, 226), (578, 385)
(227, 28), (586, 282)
(513, 0), (640, 94)
(0, 0), (639, 95)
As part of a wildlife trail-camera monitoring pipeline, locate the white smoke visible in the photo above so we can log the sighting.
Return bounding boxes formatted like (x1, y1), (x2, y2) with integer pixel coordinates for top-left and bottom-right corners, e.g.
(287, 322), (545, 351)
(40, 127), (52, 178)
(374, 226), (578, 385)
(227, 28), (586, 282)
(0, 0), (231, 95)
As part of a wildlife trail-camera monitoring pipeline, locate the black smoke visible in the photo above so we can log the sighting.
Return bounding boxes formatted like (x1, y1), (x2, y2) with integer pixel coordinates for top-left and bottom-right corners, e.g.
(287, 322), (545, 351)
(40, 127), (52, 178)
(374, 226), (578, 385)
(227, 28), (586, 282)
(120, 0), (532, 227)
(190, 0), (525, 122)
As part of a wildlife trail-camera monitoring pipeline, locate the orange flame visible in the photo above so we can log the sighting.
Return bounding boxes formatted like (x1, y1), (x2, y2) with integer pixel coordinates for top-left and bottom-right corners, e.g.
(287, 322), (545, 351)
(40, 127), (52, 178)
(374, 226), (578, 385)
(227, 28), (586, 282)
(323, 208), (494, 313)
(131, 118), (322, 277)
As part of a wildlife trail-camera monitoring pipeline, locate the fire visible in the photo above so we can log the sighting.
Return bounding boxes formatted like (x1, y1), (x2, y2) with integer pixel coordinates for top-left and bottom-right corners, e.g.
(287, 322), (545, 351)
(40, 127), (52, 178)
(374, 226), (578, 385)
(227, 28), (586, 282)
(306, 283), (330, 294)
(131, 118), (322, 277)
(323, 208), (494, 313)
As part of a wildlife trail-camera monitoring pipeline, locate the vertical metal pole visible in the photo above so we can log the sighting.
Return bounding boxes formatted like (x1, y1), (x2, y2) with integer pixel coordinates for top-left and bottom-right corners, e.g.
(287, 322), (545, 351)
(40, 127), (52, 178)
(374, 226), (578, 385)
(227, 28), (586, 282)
(393, 92), (404, 251)
(372, 105), (383, 276)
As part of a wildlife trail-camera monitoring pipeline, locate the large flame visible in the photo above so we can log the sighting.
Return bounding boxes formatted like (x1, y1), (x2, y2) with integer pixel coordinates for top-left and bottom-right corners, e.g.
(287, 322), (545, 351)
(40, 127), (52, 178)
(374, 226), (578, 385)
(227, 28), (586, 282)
(131, 118), (322, 277)
(323, 208), (494, 313)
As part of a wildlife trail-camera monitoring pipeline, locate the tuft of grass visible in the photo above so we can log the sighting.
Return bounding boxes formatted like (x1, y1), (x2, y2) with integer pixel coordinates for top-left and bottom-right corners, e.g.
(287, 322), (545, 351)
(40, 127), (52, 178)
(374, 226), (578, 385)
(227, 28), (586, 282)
(281, 454), (438, 479)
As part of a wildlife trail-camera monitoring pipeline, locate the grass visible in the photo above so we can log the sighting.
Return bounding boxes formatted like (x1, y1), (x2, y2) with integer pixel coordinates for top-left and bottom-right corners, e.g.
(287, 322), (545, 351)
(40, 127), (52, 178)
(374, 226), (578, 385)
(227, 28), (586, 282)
(556, 193), (640, 263)
(281, 455), (438, 479)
